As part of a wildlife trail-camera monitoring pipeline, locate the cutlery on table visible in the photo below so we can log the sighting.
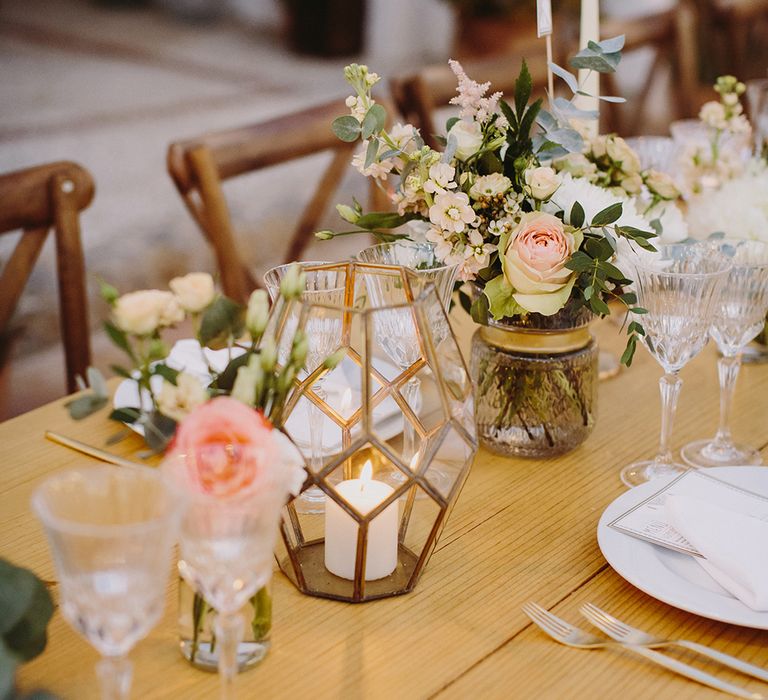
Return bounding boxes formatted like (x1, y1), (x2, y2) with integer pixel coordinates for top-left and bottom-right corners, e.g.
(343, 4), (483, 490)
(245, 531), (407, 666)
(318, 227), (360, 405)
(45, 431), (144, 469)
(580, 603), (768, 683)
(522, 602), (762, 699)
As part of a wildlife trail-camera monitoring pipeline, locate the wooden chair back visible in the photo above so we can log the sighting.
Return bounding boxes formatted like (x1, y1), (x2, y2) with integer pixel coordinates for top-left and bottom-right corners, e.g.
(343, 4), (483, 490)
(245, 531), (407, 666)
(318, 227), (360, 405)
(167, 99), (389, 304)
(0, 161), (94, 393)
(390, 51), (552, 151)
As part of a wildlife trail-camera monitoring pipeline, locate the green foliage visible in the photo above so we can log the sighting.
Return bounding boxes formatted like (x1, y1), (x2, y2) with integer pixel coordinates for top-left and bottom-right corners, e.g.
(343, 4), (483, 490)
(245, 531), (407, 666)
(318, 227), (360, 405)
(483, 275), (524, 320)
(65, 367), (108, 420)
(0, 559), (54, 699)
(569, 35), (625, 74)
(199, 296), (244, 349)
(331, 115), (361, 142)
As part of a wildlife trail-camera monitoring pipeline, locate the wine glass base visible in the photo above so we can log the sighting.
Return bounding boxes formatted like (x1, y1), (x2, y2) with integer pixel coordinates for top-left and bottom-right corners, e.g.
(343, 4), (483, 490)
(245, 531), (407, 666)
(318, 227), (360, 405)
(598, 351), (622, 381)
(620, 460), (689, 488)
(741, 343), (768, 365)
(681, 439), (763, 468)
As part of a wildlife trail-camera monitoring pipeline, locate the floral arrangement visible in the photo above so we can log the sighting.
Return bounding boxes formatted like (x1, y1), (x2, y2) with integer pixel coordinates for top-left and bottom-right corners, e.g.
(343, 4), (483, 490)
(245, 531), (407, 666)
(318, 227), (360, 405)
(69, 267), (319, 452)
(678, 75), (752, 196)
(317, 39), (672, 364)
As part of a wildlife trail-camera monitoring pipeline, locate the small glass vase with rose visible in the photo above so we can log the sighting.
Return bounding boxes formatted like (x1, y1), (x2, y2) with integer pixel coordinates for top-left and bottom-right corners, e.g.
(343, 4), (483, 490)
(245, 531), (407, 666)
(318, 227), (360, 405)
(317, 48), (676, 455)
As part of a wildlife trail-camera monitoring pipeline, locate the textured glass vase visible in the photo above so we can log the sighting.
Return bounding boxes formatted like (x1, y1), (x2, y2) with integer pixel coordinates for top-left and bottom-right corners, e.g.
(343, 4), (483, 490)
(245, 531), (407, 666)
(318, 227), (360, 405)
(470, 306), (598, 458)
(178, 578), (271, 671)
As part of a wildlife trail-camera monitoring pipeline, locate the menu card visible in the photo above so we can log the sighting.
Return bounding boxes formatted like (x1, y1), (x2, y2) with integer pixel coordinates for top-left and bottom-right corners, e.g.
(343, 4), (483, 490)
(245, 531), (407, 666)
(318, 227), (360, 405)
(609, 469), (768, 557)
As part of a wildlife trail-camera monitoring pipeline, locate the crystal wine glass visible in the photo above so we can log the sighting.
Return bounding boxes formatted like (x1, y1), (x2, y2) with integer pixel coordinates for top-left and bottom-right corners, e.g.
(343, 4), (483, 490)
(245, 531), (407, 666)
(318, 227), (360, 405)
(264, 262), (344, 513)
(32, 465), (179, 700)
(620, 243), (731, 487)
(681, 239), (768, 467)
(355, 241), (460, 475)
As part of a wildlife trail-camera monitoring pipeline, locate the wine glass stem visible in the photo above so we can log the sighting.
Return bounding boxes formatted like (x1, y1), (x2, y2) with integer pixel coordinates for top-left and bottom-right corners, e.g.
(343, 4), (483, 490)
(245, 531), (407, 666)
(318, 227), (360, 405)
(308, 383), (326, 474)
(713, 353), (741, 448)
(96, 655), (132, 700)
(215, 611), (244, 700)
(655, 372), (682, 465)
(402, 377), (422, 463)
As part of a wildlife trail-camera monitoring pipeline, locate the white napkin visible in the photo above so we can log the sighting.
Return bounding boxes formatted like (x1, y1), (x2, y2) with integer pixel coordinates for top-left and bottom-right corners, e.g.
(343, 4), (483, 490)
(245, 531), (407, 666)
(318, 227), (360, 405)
(666, 494), (768, 611)
(165, 339), (244, 379)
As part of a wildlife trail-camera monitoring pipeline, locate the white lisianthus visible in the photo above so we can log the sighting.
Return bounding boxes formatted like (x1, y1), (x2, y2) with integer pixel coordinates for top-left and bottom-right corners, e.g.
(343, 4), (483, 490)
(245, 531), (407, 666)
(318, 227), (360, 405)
(423, 163), (457, 194)
(553, 152), (597, 180)
(469, 173), (512, 199)
(621, 173), (643, 195)
(447, 119), (484, 161)
(169, 272), (215, 313)
(157, 372), (208, 422)
(246, 289), (270, 337)
(644, 170), (680, 200)
(606, 136), (642, 175)
(113, 290), (183, 336)
(429, 191), (476, 233)
(523, 166), (561, 200)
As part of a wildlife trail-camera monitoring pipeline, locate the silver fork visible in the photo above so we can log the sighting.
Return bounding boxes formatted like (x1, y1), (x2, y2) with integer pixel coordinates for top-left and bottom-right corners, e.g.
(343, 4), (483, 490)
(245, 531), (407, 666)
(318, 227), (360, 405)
(522, 602), (763, 700)
(581, 602), (768, 683)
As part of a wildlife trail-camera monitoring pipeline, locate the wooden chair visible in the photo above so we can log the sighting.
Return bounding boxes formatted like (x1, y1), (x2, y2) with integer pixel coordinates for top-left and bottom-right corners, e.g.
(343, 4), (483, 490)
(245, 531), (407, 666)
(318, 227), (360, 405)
(167, 99), (390, 304)
(390, 51), (552, 151)
(0, 161), (94, 394)
(600, 7), (700, 134)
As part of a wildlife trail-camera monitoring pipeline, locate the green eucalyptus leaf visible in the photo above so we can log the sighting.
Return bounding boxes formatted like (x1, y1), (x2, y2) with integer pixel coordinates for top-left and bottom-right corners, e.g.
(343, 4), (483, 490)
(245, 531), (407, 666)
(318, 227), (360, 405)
(598, 34), (626, 53)
(109, 364), (133, 379)
(570, 201), (585, 228)
(143, 411), (177, 454)
(361, 104), (386, 139)
(590, 202), (623, 227)
(549, 62), (578, 93)
(199, 296), (244, 349)
(331, 115), (362, 143)
(355, 211), (417, 230)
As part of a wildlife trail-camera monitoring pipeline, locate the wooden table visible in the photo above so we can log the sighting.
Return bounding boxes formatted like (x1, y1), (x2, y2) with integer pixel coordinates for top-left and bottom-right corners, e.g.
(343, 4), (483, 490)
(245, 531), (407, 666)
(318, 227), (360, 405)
(4, 313), (768, 699)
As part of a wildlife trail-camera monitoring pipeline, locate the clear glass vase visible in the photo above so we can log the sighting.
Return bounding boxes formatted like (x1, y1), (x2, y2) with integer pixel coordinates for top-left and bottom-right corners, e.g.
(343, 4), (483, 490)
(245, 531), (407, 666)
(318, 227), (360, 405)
(470, 306), (598, 458)
(178, 578), (271, 671)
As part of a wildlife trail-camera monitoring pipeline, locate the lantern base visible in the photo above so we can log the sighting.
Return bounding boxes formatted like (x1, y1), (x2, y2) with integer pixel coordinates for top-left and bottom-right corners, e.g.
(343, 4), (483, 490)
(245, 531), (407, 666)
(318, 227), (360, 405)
(278, 540), (421, 602)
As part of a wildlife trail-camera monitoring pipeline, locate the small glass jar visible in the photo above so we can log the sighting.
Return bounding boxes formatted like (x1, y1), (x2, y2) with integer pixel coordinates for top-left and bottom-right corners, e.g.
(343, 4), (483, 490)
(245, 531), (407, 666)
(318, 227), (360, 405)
(470, 306), (598, 458)
(178, 578), (272, 671)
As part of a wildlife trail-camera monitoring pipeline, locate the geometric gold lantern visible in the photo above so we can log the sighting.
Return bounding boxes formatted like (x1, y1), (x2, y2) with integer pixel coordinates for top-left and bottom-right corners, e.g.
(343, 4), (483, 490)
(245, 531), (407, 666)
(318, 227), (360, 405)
(271, 261), (477, 602)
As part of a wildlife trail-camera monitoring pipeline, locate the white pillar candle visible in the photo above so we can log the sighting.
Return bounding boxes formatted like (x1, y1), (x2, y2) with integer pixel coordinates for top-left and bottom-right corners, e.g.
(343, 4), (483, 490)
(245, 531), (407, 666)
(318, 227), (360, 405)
(576, 0), (600, 138)
(324, 461), (398, 581)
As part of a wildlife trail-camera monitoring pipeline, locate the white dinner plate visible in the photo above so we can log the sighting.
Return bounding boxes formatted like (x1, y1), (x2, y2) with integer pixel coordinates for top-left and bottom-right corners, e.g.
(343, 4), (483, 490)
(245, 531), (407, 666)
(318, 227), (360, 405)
(598, 466), (768, 629)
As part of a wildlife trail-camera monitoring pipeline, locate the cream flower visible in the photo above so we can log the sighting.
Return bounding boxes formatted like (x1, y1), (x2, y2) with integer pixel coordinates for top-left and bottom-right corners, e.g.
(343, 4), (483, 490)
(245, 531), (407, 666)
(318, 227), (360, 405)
(606, 136), (641, 175)
(465, 228), (497, 265)
(554, 152), (597, 180)
(447, 119), (484, 161)
(700, 101), (727, 130)
(113, 290), (183, 336)
(423, 163), (457, 194)
(352, 142), (394, 180)
(524, 166), (561, 200)
(157, 372), (208, 422)
(170, 272), (215, 313)
(246, 289), (270, 337)
(621, 173), (643, 195)
(425, 227), (456, 261)
(429, 191), (476, 233)
(469, 173), (512, 199)
(644, 170), (680, 200)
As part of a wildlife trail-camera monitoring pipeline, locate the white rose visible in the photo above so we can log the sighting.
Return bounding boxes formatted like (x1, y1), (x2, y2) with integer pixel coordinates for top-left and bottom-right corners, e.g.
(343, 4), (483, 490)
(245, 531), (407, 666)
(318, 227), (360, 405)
(245, 289), (270, 337)
(469, 173), (512, 199)
(553, 153), (597, 179)
(447, 119), (484, 161)
(157, 372), (208, 422)
(170, 272), (215, 313)
(644, 170), (680, 200)
(621, 173), (643, 195)
(606, 136), (641, 175)
(523, 166), (561, 200)
(113, 290), (182, 336)
(590, 135), (608, 159)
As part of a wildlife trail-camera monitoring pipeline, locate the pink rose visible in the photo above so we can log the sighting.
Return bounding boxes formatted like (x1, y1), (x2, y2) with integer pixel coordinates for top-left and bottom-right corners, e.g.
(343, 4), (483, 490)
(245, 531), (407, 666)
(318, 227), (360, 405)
(502, 211), (583, 315)
(164, 397), (276, 498)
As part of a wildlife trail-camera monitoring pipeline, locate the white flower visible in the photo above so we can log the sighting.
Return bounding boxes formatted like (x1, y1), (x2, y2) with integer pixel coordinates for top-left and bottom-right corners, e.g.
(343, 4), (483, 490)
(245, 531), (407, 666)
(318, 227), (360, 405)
(352, 142), (394, 180)
(389, 123), (418, 155)
(246, 289), (270, 337)
(169, 272), (215, 313)
(429, 190), (476, 233)
(157, 372), (208, 422)
(651, 201), (689, 243)
(465, 228), (497, 265)
(644, 170), (680, 200)
(425, 227), (456, 261)
(724, 92), (739, 107)
(590, 135), (608, 159)
(423, 163), (457, 194)
(447, 119), (484, 161)
(113, 290), (184, 336)
(524, 166), (561, 200)
(554, 152), (597, 180)
(469, 173), (512, 199)
(621, 173), (643, 195)
(606, 136), (642, 175)
(700, 101), (727, 130)
(447, 60), (504, 125)
(346, 95), (368, 122)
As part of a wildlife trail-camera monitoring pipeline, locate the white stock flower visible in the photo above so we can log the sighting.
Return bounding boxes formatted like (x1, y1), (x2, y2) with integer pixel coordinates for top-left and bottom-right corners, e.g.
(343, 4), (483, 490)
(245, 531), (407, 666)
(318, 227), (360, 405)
(429, 190), (476, 233)
(447, 119), (484, 161)
(465, 228), (497, 265)
(423, 163), (457, 194)
(524, 166), (561, 200)
(469, 173), (512, 199)
(113, 290), (183, 336)
(606, 136), (642, 175)
(352, 142), (394, 180)
(389, 123), (418, 153)
(699, 101), (727, 130)
(169, 272), (215, 313)
(621, 173), (643, 195)
(425, 227), (455, 261)
(554, 152), (597, 180)
(157, 372), (208, 422)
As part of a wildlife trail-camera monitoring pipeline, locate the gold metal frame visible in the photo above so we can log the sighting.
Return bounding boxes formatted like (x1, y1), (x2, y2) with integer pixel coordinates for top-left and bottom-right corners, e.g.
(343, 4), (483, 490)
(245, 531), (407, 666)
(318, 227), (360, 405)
(274, 262), (477, 602)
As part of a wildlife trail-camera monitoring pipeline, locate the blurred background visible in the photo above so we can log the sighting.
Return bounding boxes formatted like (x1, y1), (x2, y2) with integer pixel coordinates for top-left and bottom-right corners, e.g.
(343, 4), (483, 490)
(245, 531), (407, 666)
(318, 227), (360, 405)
(2, 0), (768, 417)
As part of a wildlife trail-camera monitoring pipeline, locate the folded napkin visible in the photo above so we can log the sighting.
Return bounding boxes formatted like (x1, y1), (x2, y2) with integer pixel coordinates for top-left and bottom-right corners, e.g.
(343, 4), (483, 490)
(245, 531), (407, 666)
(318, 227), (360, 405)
(165, 339), (243, 379)
(666, 494), (768, 611)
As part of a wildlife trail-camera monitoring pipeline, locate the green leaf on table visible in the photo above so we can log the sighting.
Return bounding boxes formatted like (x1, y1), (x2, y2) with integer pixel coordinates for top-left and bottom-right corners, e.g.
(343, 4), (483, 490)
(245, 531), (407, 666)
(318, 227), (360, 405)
(0, 639), (16, 700)
(361, 104), (386, 140)
(590, 202), (623, 227)
(199, 296), (244, 350)
(331, 115), (362, 143)
(588, 294), (611, 316)
(65, 394), (108, 420)
(143, 412), (177, 454)
(152, 363), (179, 386)
(109, 406), (142, 424)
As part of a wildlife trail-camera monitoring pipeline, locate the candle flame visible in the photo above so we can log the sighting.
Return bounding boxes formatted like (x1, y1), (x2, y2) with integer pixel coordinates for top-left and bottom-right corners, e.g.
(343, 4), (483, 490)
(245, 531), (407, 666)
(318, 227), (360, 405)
(360, 459), (372, 492)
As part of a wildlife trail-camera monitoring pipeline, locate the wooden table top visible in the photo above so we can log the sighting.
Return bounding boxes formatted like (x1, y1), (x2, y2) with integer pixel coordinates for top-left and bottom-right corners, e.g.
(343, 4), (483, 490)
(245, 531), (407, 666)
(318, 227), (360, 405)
(4, 312), (768, 700)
